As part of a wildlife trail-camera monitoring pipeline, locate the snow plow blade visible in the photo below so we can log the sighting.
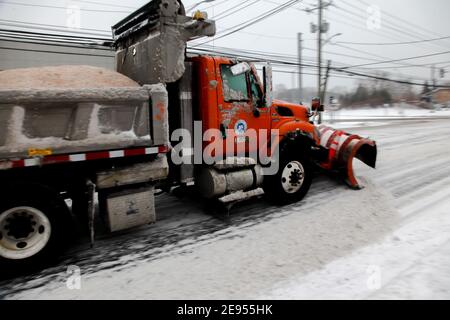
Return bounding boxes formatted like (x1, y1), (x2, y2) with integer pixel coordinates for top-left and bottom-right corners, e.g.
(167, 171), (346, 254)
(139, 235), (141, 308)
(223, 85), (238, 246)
(317, 125), (377, 189)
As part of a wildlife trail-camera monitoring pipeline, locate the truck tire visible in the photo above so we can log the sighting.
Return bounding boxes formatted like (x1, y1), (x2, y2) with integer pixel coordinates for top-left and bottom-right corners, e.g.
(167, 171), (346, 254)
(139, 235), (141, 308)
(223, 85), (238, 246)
(0, 184), (70, 275)
(263, 147), (312, 205)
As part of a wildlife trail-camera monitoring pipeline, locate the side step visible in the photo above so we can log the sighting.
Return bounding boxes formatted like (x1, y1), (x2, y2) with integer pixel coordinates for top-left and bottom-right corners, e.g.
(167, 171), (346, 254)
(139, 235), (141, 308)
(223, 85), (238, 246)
(217, 188), (265, 214)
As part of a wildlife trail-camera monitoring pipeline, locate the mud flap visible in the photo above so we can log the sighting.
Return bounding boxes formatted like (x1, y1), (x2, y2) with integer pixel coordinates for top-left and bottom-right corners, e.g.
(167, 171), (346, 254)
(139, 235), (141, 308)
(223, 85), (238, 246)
(316, 125), (377, 189)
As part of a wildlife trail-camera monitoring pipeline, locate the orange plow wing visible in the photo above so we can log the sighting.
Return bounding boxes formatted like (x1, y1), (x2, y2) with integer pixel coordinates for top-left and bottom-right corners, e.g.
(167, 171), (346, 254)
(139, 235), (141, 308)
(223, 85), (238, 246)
(316, 125), (377, 189)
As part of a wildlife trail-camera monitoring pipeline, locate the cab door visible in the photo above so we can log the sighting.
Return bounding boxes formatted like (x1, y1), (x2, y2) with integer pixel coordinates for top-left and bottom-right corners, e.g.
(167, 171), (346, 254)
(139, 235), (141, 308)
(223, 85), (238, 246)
(215, 58), (271, 158)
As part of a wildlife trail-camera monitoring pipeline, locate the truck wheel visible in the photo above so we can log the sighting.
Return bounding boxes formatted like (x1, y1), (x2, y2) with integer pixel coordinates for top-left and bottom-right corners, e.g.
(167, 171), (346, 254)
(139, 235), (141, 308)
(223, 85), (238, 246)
(264, 150), (312, 205)
(0, 185), (70, 274)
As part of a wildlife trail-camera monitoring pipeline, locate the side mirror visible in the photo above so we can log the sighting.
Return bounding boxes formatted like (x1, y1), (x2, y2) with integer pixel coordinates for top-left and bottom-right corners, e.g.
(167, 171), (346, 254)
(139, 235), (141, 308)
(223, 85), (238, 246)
(230, 62), (251, 76)
(263, 64), (273, 108)
(312, 97), (324, 112)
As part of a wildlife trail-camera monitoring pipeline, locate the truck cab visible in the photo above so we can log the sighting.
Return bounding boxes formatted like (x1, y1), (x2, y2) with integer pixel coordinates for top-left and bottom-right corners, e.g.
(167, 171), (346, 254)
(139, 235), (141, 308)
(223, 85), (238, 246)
(191, 56), (315, 150)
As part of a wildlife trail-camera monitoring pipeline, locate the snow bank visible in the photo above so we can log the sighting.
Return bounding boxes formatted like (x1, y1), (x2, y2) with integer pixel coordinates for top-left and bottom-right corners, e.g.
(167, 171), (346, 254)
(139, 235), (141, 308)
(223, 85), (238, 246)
(261, 195), (450, 300)
(323, 104), (449, 122)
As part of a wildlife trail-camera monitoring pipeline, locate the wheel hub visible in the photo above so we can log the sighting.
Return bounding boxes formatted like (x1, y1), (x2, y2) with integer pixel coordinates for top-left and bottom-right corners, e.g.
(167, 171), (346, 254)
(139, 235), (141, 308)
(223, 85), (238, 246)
(0, 207), (51, 260)
(5, 211), (36, 240)
(289, 168), (304, 186)
(281, 161), (305, 194)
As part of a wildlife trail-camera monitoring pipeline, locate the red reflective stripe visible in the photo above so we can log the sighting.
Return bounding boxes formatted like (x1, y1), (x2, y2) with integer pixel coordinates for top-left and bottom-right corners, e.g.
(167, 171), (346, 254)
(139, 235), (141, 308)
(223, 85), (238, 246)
(158, 145), (170, 153)
(43, 155), (70, 165)
(325, 130), (340, 149)
(124, 148), (146, 157)
(319, 126), (333, 137)
(86, 151), (110, 161)
(2, 146), (169, 170)
(337, 135), (360, 165)
(12, 160), (24, 168)
(345, 139), (370, 189)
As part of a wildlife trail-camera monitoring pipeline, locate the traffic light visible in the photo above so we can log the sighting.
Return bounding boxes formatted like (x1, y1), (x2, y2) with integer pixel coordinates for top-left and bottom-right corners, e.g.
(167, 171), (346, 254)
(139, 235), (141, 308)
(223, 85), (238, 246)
(440, 68), (446, 78)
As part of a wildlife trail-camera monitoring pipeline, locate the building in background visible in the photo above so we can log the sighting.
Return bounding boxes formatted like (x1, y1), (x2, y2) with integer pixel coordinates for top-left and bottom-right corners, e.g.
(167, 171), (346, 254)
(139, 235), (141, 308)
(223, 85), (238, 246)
(432, 88), (450, 107)
(0, 40), (114, 71)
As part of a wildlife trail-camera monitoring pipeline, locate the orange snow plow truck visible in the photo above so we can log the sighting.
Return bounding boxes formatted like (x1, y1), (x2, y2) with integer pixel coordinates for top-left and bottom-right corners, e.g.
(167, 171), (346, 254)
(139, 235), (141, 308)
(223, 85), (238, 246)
(0, 0), (376, 270)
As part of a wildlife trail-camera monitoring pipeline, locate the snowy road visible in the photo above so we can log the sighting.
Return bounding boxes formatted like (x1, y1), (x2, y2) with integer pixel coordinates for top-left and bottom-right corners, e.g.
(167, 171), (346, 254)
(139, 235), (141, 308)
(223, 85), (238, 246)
(1, 119), (450, 300)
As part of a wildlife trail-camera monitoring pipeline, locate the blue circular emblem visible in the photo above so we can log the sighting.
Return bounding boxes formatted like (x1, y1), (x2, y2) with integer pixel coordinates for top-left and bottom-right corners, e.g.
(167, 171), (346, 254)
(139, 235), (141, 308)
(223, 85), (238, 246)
(234, 120), (248, 136)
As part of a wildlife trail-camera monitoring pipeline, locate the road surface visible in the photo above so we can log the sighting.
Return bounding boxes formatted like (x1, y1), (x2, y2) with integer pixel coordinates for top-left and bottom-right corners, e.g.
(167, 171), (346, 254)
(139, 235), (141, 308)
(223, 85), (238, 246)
(1, 118), (450, 300)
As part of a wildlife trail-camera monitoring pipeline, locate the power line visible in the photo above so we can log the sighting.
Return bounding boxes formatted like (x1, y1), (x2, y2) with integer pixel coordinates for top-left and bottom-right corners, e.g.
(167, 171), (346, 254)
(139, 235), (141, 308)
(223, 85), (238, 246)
(340, 50), (450, 70)
(193, 43), (431, 81)
(331, 43), (433, 71)
(1, 25), (436, 82)
(337, 0), (449, 51)
(359, 60), (450, 70)
(255, 0), (447, 72)
(333, 68), (450, 88)
(191, 0), (303, 47)
(272, 68), (373, 82)
(0, 34), (111, 50)
(1, 36), (445, 87)
(203, 0), (231, 11)
(0, 36), (113, 51)
(0, 20), (112, 38)
(336, 35), (450, 46)
(189, 45), (444, 86)
(0, 45), (114, 58)
(69, 0), (137, 9)
(214, 28), (436, 72)
(215, 0), (260, 21)
(0, 28), (111, 42)
(0, 1), (132, 14)
(239, 31), (296, 39)
(324, 11), (416, 45)
(267, 0), (427, 46)
(358, 0), (450, 43)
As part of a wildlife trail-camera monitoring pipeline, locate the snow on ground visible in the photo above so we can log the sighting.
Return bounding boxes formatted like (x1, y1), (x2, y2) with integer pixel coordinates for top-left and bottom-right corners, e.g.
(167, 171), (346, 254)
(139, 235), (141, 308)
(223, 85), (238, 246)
(261, 192), (450, 300)
(331, 121), (391, 129)
(266, 118), (450, 300)
(4, 178), (399, 300)
(1, 118), (450, 300)
(323, 103), (450, 122)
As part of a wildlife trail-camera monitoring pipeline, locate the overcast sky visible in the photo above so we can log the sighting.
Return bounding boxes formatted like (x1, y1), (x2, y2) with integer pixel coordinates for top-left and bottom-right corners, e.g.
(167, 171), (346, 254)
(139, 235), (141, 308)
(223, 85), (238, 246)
(0, 0), (449, 91)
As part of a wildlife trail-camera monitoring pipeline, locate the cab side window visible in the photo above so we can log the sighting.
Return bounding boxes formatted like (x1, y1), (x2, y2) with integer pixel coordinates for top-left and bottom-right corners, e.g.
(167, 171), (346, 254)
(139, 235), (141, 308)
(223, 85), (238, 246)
(220, 64), (249, 102)
(249, 72), (263, 107)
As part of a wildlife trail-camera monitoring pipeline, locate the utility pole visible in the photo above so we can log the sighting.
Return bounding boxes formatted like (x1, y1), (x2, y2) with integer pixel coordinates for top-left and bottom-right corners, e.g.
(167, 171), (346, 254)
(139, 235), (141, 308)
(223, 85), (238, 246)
(431, 64), (436, 90)
(317, 0), (324, 124)
(297, 32), (303, 101)
(317, 0), (323, 101)
(321, 60), (332, 104)
(309, 0), (331, 123)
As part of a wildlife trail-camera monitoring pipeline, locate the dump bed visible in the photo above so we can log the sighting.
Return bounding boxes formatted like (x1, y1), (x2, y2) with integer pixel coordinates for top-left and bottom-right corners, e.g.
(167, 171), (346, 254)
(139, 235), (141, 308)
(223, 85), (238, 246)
(113, 0), (215, 85)
(0, 65), (168, 161)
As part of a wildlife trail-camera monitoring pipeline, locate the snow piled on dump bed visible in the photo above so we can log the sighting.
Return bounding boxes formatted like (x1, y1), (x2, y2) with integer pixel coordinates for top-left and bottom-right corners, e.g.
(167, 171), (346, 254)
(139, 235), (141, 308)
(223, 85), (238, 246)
(0, 65), (139, 89)
(6, 178), (399, 300)
(0, 105), (150, 155)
